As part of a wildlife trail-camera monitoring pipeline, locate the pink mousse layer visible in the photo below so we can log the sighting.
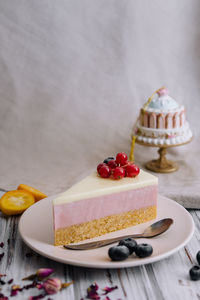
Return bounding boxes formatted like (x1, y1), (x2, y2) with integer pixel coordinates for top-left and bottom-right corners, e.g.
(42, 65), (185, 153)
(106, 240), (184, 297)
(53, 185), (157, 230)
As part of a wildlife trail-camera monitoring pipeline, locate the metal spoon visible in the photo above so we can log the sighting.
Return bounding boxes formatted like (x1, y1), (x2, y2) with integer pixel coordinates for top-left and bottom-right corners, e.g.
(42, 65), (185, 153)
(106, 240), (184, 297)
(63, 218), (173, 250)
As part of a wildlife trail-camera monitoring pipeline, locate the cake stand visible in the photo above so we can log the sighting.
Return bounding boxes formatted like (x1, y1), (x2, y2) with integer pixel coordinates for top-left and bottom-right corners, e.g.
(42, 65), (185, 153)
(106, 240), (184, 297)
(135, 138), (192, 173)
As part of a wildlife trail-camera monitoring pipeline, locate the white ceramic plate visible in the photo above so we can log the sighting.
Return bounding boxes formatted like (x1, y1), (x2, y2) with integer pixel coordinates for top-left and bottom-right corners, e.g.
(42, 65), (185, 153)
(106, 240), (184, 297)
(19, 195), (194, 269)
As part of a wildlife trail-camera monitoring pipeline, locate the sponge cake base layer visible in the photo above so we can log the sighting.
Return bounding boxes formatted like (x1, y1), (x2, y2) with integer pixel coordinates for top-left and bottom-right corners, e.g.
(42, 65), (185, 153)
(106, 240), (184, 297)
(55, 205), (156, 246)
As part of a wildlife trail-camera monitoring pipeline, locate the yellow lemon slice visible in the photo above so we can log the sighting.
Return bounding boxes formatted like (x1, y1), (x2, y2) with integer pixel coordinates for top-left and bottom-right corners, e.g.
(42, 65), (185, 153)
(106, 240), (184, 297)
(17, 184), (47, 202)
(0, 190), (35, 215)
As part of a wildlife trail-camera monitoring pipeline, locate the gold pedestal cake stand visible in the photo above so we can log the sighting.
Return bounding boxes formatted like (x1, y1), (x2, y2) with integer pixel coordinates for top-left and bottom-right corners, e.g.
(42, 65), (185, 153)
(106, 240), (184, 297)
(136, 138), (192, 173)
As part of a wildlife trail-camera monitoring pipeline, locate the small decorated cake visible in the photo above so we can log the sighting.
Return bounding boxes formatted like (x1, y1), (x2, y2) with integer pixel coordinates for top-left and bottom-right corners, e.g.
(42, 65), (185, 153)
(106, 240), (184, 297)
(134, 88), (192, 146)
(53, 153), (158, 246)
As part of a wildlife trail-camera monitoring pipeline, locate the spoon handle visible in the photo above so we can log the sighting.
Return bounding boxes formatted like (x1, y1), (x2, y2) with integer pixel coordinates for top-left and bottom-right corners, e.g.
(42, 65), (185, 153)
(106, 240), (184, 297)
(63, 233), (142, 250)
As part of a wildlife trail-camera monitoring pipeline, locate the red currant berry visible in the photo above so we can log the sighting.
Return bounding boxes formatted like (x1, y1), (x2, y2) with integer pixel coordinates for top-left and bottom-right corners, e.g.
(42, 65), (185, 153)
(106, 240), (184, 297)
(113, 167), (125, 179)
(107, 160), (118, 169)
(126, 164), (140, 177)
(97, 163), (106, 174)
(116, 152), (128, 166)
(99, 165), (111, 178)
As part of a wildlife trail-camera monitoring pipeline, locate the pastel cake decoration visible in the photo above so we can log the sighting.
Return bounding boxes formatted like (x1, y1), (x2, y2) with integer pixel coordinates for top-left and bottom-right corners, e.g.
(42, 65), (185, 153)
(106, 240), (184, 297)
(133, 88), (192, 146)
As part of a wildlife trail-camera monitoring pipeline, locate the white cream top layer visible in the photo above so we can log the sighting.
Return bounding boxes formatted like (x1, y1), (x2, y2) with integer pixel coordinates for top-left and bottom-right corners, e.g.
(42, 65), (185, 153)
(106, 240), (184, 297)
(53, 170), (158, 205)
(146, 94), (184, 113)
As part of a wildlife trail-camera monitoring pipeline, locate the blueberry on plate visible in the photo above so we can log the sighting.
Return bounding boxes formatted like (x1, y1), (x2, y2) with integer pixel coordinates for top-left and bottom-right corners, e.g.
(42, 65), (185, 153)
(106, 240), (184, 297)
(118, 238), (137, 254)
(189, 265), (200, 281)
(135, 243), (153, 258)
(108, 245), (129, 261)
(196, 251), (200, 265)
(103, 157), (115, 164)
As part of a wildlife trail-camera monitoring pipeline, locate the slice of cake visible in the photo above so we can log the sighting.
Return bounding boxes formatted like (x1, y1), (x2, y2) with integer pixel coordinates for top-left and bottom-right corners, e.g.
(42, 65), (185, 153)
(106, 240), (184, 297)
(53, 167), (158, 246)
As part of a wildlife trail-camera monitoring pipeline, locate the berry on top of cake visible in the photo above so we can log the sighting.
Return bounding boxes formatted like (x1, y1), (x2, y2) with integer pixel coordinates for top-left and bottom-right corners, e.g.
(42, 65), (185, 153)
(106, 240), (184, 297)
(97, 152), (140, 179)
(53, 153), (158, 246)
(134, 88), (192, 146)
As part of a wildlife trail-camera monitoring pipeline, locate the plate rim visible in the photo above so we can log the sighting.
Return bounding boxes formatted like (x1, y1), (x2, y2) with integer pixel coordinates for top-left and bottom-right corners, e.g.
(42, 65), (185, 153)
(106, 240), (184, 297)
(19, 195), (195, 269)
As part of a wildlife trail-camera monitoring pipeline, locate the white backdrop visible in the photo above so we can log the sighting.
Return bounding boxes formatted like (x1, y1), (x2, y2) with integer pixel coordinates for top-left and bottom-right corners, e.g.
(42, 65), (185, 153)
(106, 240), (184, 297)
(0, 0), (200, 207)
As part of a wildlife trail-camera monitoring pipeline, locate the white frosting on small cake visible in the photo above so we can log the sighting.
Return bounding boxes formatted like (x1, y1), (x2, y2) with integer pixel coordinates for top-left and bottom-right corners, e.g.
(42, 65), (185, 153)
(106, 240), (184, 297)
(53, 169), (157, 205)
(147, 94), (183, 113)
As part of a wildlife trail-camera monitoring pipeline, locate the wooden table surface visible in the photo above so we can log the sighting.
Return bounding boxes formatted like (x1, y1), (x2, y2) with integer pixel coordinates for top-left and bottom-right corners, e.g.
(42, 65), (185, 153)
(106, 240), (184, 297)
(0, 190), (200, 300)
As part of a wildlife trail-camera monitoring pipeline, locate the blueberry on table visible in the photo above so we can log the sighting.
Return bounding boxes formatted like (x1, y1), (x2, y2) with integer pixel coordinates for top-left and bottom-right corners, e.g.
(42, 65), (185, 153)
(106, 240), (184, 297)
(118, 238), (137, 254)
(189, 265), (200, 281)
(103, 157), (115, 164)
(196, 251), (200, 265)
(135, 243), (153, 258)
(108, 245), (129, 261)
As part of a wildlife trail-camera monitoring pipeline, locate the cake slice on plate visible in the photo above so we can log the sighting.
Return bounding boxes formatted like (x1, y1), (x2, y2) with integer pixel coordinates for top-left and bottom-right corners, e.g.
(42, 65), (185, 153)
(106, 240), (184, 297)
(53, 160), (158, 246)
